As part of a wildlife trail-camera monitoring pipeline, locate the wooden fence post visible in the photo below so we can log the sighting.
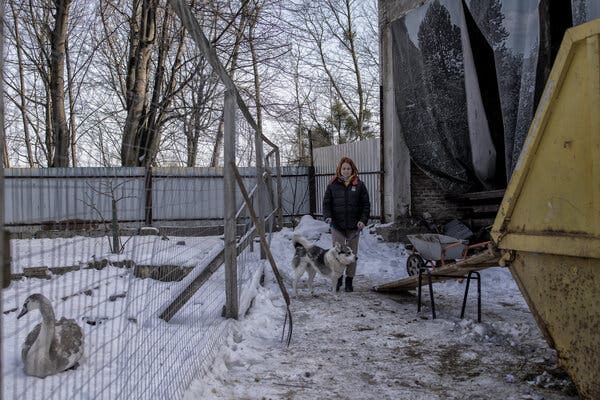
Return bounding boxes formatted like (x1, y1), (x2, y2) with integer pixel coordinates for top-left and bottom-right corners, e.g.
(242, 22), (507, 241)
(223, 89), (238, 319)
(0, 5), (6, 396)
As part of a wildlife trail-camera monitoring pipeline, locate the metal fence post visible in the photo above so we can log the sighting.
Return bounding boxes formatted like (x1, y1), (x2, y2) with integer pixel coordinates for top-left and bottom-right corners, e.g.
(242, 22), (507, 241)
(308, 165), (316, 216)
(223, 89), (238, 319)
(144, 166), (153, 226)
(275, 150), (283, 228)
(255, 131), (266, 260)
(308, 128), (316, 217)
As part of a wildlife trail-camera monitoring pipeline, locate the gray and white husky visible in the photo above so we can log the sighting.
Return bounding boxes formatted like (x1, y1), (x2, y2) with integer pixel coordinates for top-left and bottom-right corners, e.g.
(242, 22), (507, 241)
(292, 234), (356, 296)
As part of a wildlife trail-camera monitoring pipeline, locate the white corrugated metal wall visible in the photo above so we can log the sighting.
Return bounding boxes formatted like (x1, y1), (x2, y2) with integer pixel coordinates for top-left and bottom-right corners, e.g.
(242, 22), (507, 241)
(2, 144), (380, 229)
(3, 167), (310, 228)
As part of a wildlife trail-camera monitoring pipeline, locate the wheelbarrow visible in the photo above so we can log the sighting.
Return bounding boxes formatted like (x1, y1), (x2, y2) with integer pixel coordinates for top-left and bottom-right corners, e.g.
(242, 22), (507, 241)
(405, 234), (489, 276)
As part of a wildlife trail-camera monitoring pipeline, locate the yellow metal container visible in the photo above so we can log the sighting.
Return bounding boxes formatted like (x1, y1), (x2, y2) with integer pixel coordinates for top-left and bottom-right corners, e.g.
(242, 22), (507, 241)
(491, 19), (600, 399)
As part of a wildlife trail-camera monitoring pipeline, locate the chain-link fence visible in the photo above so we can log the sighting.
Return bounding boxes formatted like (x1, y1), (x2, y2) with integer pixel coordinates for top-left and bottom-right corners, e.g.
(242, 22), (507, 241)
(0, 0), (298, 397)
(1, 161), (283, 398)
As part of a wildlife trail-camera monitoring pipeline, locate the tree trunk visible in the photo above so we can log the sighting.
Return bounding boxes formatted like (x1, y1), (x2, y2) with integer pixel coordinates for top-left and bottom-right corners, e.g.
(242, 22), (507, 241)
(9, 0), (35, 167)
(121, 0), (157, 166)
(186, 104), (201, 167)
(139, 8), (185, 167)
(137, 5), (170, 167)
(49, 0), (72, 167)
(45, 82), (54, 166)
(65, 37), (77, 166)
(248, 3), (262, 142)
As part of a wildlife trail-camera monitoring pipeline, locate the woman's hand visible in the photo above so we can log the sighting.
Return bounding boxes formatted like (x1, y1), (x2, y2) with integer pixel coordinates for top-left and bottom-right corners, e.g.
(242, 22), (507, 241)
(357, 221), (365, 230)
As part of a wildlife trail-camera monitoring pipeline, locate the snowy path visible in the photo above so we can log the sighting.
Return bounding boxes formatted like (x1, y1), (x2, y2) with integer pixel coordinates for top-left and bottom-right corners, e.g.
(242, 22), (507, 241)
(184, 218), (579, 400)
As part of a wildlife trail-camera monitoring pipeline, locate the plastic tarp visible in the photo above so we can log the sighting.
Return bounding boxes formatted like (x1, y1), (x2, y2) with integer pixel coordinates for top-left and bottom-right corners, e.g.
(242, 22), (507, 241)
(391, 0), (598, 193)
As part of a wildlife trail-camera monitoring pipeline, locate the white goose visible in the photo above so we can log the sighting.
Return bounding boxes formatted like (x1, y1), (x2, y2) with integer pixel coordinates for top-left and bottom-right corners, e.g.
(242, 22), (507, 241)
(17, 293), (84, 378)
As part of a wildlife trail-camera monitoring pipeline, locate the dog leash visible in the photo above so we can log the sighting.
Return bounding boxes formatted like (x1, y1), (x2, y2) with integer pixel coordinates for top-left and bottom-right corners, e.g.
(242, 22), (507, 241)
(345, 229), (362, 244)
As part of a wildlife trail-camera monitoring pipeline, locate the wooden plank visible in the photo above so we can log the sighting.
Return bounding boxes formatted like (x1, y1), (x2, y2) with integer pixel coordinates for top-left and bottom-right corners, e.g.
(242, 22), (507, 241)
(446, 189), (505, 201)
(458, 204), (500, 213)
(232, 163), (293, 344)
(274, 150), (284, 228)
(231, 164), (290, 305)
(223, 89), (238, 319)
(471, 204), (500, 213)
(159, 225), (256, 322)
(235, 184), (257, 219)
(159, 248), (224, 322)
(373, 248), (501, 292)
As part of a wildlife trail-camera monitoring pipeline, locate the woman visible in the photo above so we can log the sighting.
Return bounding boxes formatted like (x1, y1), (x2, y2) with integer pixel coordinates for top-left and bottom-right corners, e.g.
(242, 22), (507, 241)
(323, 156), (370, 292)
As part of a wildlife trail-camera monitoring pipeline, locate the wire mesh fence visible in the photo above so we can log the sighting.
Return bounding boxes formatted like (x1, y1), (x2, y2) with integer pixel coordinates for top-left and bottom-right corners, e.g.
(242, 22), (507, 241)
(1, 52), (286, 400)
(1, 163), (275, 399)
(1, 1), (298, 398)
(0, 50), (299, 399)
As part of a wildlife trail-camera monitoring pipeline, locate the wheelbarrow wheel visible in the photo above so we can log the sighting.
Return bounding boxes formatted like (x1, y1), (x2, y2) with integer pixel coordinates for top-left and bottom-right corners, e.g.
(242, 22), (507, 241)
(406, 254), (426, 276)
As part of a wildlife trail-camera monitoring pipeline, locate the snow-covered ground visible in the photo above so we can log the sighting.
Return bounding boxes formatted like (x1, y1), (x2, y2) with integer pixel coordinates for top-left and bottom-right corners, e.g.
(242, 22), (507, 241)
(3, 234), (262, 400)
(2, 216), (580, 399)
(184, 216), (579, 400)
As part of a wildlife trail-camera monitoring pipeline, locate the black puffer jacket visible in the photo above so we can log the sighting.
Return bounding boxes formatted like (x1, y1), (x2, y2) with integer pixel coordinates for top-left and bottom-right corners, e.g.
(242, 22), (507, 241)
(323, 177), (370, 232)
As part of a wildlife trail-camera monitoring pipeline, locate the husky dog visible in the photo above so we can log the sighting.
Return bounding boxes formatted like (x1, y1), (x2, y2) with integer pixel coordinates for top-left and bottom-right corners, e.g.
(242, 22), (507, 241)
(292, 235), (356, 296)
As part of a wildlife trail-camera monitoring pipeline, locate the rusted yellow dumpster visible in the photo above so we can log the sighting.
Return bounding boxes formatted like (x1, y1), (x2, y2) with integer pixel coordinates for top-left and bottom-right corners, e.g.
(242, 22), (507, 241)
(491, 19), (600, 400)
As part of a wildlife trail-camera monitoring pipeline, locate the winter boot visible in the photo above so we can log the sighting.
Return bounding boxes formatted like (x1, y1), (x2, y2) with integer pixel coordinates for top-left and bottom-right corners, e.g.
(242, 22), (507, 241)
(336, 276), (344, 292)
(344, 276), (354, 292)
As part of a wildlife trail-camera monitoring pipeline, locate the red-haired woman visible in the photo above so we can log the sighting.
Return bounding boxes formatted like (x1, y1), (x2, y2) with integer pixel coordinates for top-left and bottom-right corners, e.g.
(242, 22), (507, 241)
(323, 156), (371, 292)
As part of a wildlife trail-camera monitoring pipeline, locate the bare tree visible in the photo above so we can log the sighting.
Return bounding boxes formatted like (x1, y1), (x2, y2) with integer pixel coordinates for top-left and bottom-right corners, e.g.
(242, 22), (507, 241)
(2, 0), (52, 166)
(209, 0), (250, 167)
(121, 0), (239, 167)
(83, 179), (137, 254)
(179, 56), (220, 167)
(121, 0), (159, 166)
(4, 0), (98, 167)
(282, 0), (378, 147)
(7, 0), (35, 166)
(2, 0), (379, 167)
(48, 0), (72, 167)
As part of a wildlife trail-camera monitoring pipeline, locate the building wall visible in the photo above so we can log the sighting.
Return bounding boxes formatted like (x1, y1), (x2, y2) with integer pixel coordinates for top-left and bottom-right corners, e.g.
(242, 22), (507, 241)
(379, 0), (427, 221)
(409, 161), (462, 222)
